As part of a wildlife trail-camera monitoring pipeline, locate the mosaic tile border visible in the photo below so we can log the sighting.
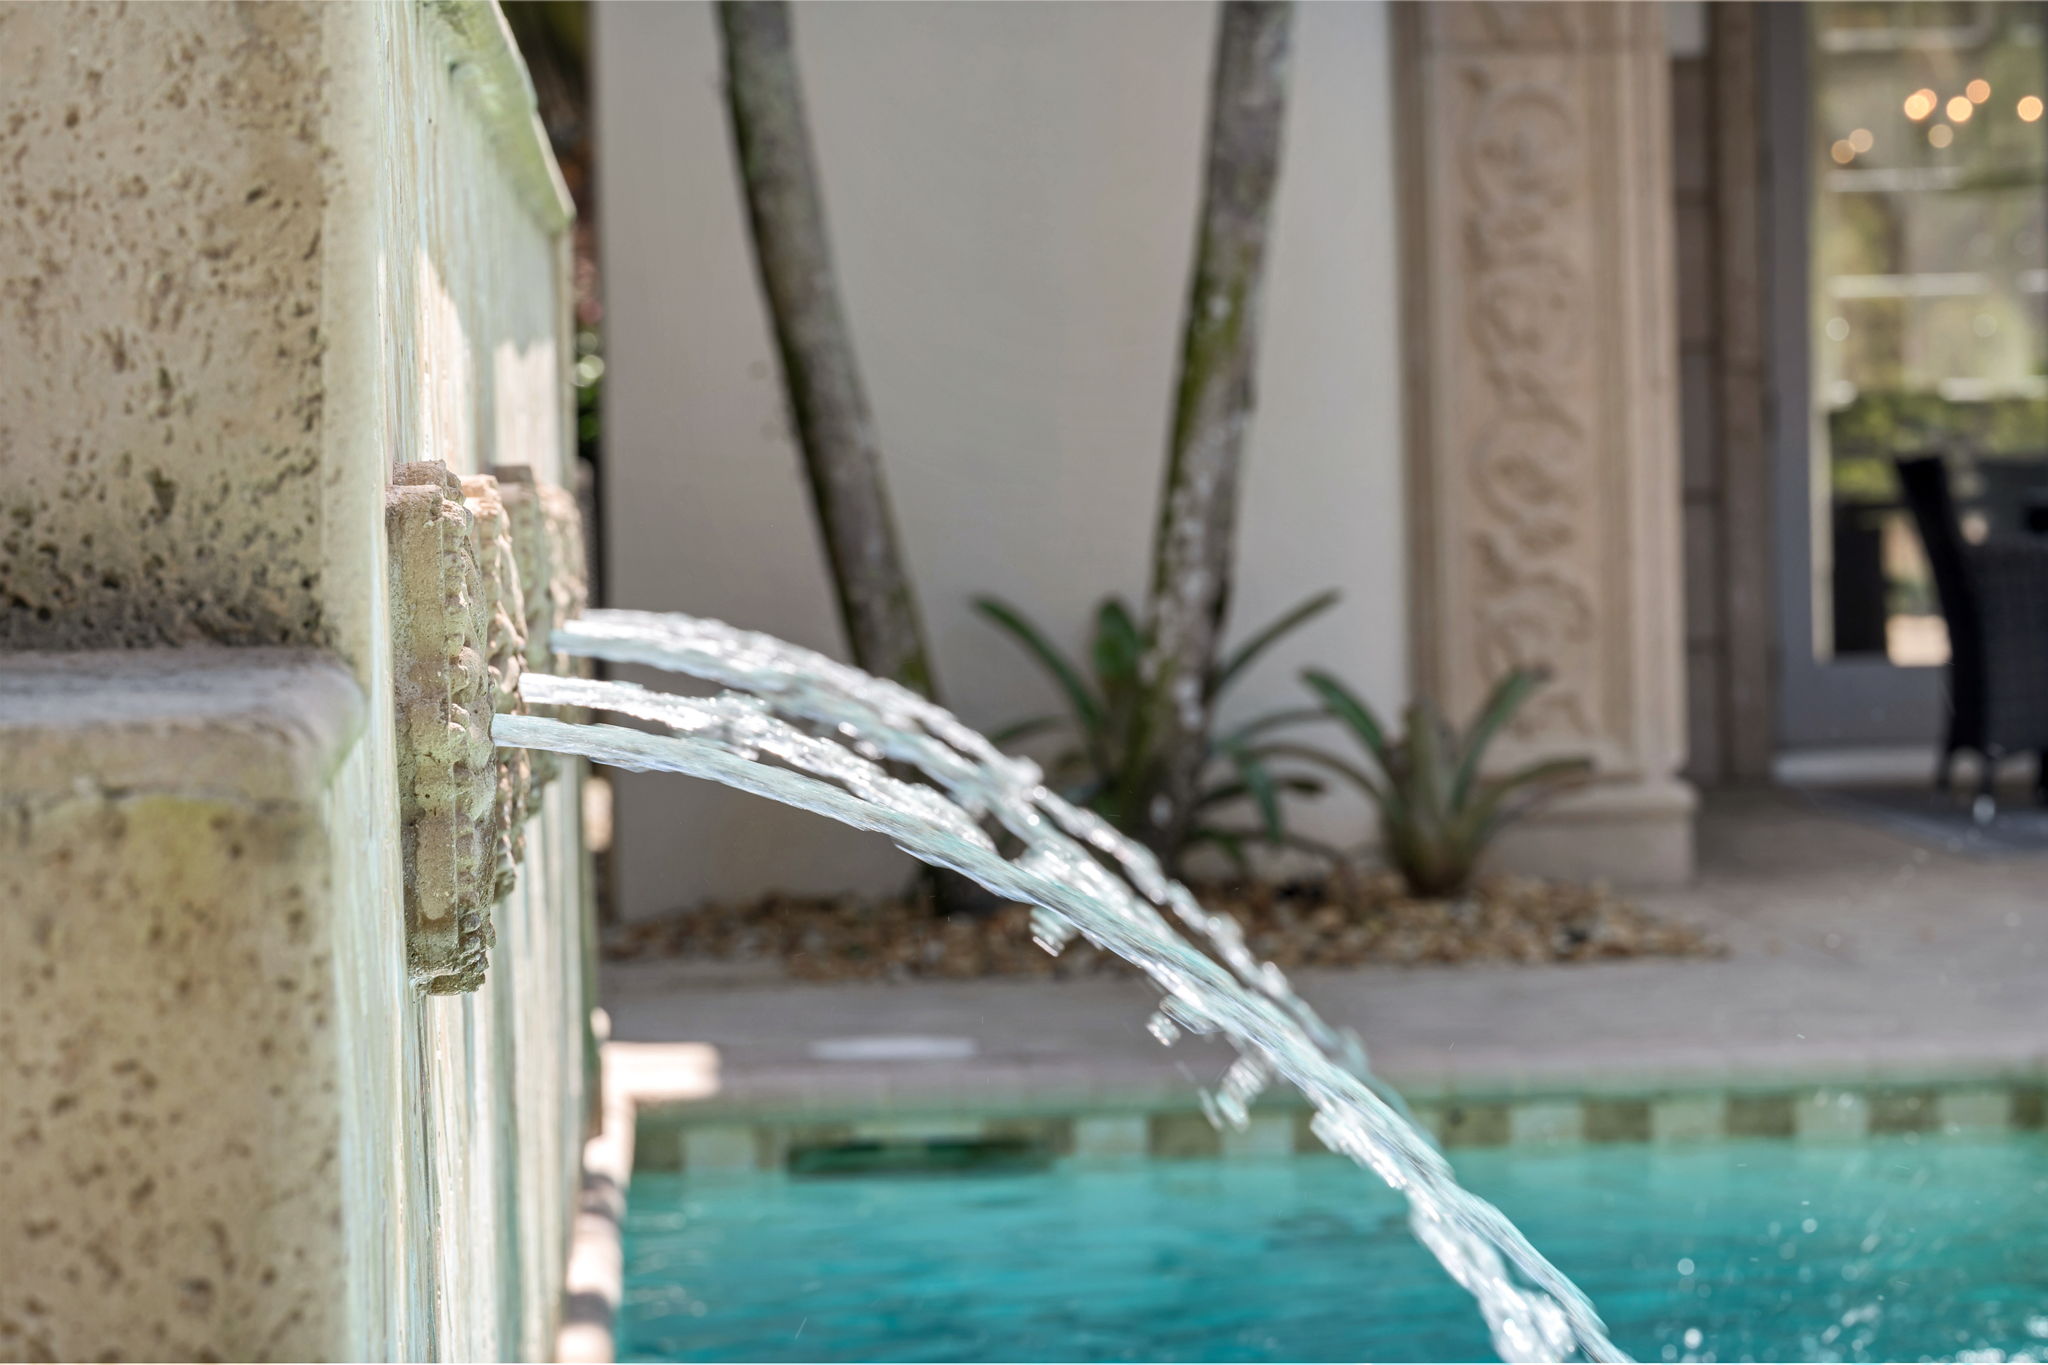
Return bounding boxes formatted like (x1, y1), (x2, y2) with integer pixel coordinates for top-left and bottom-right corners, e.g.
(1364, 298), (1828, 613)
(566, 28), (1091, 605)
(633, 1080), (2048, 1174)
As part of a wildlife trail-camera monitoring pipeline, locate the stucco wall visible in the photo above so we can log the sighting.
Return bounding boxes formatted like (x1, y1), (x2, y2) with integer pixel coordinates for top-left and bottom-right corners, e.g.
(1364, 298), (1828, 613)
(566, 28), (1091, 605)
(595, 0), (1407, 917)
(0, 4), (588, 1360)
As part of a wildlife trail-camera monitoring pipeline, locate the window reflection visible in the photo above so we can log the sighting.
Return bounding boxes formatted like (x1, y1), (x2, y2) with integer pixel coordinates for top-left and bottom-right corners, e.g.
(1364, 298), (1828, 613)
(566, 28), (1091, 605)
(1811, 1), (2048, 665)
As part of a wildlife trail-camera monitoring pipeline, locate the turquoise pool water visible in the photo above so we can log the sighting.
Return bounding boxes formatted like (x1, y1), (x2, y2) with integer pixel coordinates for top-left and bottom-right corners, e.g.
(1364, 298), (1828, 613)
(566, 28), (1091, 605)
(619, 1134), (2048, 1363)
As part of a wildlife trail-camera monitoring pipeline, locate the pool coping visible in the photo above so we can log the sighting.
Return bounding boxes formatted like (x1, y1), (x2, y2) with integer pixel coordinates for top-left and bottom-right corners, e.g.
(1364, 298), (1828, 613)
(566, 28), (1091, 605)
(558, 1012), (634, 1365)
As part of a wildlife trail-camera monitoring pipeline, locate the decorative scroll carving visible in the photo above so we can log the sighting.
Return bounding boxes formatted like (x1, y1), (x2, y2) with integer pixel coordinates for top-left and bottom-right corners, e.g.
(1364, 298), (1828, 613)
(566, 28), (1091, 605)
(386, 462), (583, 990)
(460, 473), (530, 895)
(1472, 409), (1584, 556)
(1462, 87), (1577, 213)
(1402, 2), (1692, 879)
(1405, 1), (1686, 775)
(538, 480), (592, 663)
(488, 465), (561, 789)
(1433, 3), (1583, 52)
(1457, 58), (1600, 741)
(387, 462), (498, 994)
(490, 466), (556, 675)
(489, 464), (593, 787)
(1473, 531), (1595, 738)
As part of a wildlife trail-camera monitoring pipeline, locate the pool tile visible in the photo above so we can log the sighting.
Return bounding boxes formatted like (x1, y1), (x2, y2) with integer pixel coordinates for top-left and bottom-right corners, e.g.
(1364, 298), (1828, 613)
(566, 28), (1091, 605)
(1725, 1093), (1796, 1138)
(772, 1121), (856, 1171)
(1221, 1112), (1295, 1159)
(1509, 1100), (1584, 1146)
(1400, 1104), (1446, 1149)
(1072, 1114), (1149, 1160)
(1793, 1088), (1870, 1141)
(680, 1124), (759, 1172)
(1149, 1111), (1223, 1159)
(1437, 1102), (1509, 1148)
(1869, 1088), (1939, 1134)
(851, 1115), (987, 1142)
(629, 1118), (686, 1171)
(1936, 1088), (2013, 1134)
(986, 1115), (1074, 1156)
(1583, 1098), (1652, 1143)
(1650, 1094), (1725, 1143)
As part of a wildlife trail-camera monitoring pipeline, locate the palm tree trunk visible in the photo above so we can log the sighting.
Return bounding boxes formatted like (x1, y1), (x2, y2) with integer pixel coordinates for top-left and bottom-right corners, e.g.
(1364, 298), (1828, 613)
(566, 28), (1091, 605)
(719, 4), (1006, 915)
(1136, 0), (1294, 862)
(716, 0), (939, 699)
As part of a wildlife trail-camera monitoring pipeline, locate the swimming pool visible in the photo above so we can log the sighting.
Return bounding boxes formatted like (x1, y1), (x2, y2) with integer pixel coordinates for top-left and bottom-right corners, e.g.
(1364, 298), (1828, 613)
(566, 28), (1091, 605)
(618, 1134), (2048, 1363)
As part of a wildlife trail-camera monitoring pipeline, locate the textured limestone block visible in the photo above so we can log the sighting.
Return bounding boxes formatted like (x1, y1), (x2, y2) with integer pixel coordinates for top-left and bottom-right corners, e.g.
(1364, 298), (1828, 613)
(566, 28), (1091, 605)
(460, 472), (532, 890)
(387, 463), (500, 993)
(0, 648), (364, 1363)
(0, 3), (331, 653)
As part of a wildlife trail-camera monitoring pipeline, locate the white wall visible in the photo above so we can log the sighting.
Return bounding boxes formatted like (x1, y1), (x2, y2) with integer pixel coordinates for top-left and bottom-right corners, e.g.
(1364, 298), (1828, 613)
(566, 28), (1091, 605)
(595, 0), (1406, 918)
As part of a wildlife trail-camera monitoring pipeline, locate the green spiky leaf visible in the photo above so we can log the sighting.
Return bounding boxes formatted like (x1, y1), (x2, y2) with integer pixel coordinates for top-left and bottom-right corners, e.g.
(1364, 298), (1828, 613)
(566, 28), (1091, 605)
(1209, 705), (1328, 755)
(1210, 589), (1340, 700)
(974, 596), (1105, 739)
(1449, 667), (1544, 807)
(1234, 741), (1388, 807)
(1301, 668), (1396, 773)
(1184, 825), (1253, 877)
(1195, 772), (1326, 811)
(1219, 741), (1284, 841)
(1091, 596), (1143, 699)
(989, 715), (1066, 747)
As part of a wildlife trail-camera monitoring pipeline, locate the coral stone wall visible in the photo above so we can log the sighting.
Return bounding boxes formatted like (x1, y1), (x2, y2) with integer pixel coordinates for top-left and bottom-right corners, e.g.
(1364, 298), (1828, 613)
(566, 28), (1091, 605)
(0, 3), (590, 1360)
(0, 2), (332, 651)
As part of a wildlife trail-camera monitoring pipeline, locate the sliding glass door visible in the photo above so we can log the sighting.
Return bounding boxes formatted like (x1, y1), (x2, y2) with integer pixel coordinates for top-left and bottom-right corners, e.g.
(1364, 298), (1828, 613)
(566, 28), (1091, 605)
(1769, 2), (2048, 750)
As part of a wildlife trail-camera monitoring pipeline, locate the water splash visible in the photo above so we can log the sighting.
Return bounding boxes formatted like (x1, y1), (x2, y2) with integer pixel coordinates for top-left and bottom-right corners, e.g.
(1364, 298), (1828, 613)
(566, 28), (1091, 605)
(493, 608), (1629, 1364)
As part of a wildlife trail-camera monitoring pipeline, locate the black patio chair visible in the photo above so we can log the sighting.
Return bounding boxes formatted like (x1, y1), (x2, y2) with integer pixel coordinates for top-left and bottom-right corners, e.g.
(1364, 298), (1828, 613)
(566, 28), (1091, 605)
(1894, 454), (2048, 812)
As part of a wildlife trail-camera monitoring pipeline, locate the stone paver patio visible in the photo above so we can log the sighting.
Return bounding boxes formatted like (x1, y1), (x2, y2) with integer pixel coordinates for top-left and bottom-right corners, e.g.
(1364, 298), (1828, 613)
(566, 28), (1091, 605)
(600, 790), (2048, 1117)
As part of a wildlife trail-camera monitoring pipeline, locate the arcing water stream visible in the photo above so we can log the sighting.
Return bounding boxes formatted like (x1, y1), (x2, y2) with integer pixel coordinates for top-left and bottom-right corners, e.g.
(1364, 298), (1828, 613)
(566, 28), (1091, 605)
(494, 608), (1630, 1364)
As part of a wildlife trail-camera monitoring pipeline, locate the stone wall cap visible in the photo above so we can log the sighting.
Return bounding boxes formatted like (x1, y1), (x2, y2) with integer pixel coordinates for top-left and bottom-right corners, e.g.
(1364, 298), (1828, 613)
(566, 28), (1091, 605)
(0, 647), (365, 806)
(425, 0), (575, 234)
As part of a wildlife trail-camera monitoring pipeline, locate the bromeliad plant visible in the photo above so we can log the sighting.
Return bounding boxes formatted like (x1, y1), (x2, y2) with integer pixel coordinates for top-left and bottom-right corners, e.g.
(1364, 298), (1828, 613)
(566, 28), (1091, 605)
(1295, 667), (1593, 900)
(974, 589), (1341, 875)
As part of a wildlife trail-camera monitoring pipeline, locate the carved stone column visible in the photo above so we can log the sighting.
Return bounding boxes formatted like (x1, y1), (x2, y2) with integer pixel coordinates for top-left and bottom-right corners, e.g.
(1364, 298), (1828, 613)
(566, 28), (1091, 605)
(1396, 3), (1695, 884)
